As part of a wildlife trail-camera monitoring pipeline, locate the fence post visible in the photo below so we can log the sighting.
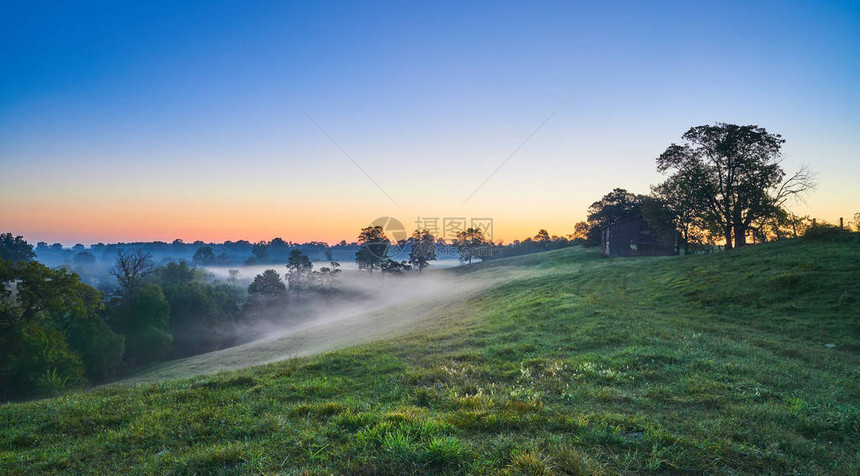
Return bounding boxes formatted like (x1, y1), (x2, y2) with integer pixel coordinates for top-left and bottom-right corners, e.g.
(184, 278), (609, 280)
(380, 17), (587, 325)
(839, 217), (843, 230)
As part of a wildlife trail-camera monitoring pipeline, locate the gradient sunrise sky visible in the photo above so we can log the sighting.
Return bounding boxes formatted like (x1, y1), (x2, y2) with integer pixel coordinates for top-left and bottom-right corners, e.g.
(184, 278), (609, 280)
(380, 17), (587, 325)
(1, 1), (858, 245)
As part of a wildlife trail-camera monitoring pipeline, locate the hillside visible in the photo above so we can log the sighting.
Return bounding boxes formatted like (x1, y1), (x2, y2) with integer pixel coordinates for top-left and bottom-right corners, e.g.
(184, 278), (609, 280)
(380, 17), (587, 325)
(1, 239), (858, 474)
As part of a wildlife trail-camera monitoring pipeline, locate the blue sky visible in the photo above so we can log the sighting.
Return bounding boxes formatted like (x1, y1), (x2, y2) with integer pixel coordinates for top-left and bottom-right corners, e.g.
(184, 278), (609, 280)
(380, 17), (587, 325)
(1, 1), (858, 243)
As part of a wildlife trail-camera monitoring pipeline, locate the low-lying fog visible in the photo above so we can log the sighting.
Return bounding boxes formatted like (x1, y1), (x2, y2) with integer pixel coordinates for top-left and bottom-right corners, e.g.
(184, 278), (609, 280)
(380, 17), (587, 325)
(204, 259), (463, 285)
(117, 266), (491, 385)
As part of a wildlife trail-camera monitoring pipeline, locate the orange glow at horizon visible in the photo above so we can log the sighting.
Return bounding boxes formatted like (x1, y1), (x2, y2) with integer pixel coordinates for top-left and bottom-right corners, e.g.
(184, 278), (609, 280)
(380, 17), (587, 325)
(1, 196), (587, 246)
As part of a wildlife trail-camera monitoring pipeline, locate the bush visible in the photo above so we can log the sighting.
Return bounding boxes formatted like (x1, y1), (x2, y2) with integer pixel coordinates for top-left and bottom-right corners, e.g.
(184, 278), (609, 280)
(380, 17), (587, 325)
(803, 224), (858, 242)
(0, 322), (85, 399)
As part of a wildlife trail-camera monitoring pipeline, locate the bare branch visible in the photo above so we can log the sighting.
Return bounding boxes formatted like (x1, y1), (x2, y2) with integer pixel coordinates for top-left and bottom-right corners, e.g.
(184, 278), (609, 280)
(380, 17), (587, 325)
(108, 249), (154, 296)
(773, 165), (816, 207)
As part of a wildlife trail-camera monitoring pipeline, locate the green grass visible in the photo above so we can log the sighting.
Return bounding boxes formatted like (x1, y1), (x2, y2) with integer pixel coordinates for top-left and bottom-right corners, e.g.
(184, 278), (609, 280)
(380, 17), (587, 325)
(1, 239), (858, 474)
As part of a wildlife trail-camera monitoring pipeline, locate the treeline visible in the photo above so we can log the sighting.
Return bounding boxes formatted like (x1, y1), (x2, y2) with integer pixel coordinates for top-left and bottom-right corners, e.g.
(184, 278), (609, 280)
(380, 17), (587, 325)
(0, 234), (348, 400)
(32, 238), (358, 270)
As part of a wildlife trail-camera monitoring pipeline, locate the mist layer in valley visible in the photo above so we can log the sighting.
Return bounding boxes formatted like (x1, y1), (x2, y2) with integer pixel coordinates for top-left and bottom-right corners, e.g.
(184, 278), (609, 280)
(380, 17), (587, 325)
(116, 268), (496, 385)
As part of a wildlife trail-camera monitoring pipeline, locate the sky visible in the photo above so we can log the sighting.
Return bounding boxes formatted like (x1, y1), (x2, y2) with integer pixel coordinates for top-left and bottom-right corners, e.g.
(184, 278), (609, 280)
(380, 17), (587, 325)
(1, 0), (858, 245)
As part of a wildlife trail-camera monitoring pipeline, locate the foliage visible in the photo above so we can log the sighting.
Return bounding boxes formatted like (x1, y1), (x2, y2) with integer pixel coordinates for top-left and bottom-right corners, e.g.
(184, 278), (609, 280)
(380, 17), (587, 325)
(0, 322), (86, 398)
(656, 123), (814, 248)
(286, 249), (313, 296)
(65, 315), (125, 382)
(192, 246), (217, 266)
(455, 228), (490, 264)
(0, 251), (122, 398)
(315, 262), (341, 293)
(161, 282), (237, 356)
(408, 229), (437, 272)
(802, 223), (859, 242)
(73, 251), (96, 266)
(380, 259), (412, 274)
(356, 226), (390, 273)
(251, 241), (269, 264)
(0, 233), (35, 263)
(247, 270), (287, 296)
(111, 283), (172, 365)
(486, 232), (576, 261)
(154, 261), (197, 287)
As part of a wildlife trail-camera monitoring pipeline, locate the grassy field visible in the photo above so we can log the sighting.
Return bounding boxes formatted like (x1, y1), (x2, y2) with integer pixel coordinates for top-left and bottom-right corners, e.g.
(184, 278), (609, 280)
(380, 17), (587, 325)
(1, 238), (858, 474)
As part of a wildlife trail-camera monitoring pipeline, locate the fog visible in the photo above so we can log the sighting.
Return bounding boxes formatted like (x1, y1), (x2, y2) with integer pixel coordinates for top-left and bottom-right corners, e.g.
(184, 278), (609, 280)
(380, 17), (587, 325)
(117, 267), (494, 385)
(204, 259), (462, 284)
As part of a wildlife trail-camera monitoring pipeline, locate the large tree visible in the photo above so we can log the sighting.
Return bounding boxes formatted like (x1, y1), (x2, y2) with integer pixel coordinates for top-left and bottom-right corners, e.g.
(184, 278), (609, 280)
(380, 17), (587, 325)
(656, 123), (814, 248)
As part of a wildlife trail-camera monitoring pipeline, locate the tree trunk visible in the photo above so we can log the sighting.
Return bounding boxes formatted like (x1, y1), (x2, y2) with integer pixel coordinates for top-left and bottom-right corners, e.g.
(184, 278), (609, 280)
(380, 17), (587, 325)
(724, 229), (733, 250)
(734, 226), (747, 248)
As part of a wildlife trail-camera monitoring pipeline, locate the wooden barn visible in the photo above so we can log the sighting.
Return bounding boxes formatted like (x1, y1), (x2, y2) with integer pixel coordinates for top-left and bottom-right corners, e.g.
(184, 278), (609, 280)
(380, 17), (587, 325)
(601, 217), (677, 257)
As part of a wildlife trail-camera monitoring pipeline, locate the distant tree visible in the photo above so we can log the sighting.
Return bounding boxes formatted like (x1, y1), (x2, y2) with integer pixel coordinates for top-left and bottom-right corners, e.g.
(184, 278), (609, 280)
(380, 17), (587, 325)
(656, 123), (814, 248)
(109, 249), (154, 297)
(251, 241), (270, 263)
(215, 252), (230, 265)
(534, 229), (551, 249)
(192, 246), (216, 266)
(248, 269), (287, 296)
(155, 261), (196, 287)
(269, 237), (288, 250)
(0, 233), (35, 263)
(316, 262), (341, 293)
(227, 269), (241, 286)
(381, 259), (412, 274)
(408, 229), (437, 272)
(73, 251), (96, 266)
(286, 249), (313, 296)
(355, 226), (389, 273)
(455, 228), (489, 264)
(570, 221), (589, 243)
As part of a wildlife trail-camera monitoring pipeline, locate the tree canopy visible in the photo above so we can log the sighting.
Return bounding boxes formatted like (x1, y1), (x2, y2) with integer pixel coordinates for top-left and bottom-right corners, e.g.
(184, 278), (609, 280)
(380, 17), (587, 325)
(656, 123), (814, 248)
(355, 226), (390, 273)
(408, 229), (437, 272)
(0, 233), (35, 263)
(455, 228), (490, 264)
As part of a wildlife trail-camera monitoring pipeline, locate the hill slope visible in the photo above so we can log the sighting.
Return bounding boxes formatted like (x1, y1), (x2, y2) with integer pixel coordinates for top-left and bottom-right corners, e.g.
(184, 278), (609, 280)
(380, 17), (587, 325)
(1, 240), (858, 474)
